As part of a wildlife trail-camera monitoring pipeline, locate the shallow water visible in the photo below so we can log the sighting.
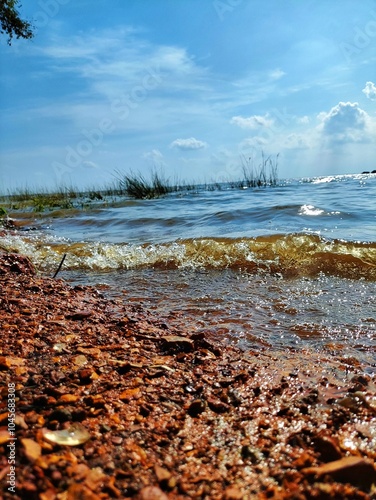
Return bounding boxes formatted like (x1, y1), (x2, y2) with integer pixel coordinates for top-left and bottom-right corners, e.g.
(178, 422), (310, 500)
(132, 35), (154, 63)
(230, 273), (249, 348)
(36, 174), (376, 244)
(63, 268), (376, 372)
(2, 174), (376, 373)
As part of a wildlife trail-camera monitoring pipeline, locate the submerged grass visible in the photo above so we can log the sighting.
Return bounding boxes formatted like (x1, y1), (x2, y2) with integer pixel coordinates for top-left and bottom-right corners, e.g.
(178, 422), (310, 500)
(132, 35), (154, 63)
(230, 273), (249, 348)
(1, 186), (74, 212)
(0, 184), (113, 214)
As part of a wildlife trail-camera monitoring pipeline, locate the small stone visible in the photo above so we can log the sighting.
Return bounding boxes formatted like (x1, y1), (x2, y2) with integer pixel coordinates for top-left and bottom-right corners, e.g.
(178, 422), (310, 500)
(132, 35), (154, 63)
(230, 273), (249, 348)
(350, 374), (369, 389)
(224, 486), (244, 500)
(20, 481), (38, 494)
(50, 370), (66, 383)
(85, 467), (106, 491)
(0, 356), (10, 370)
(78, 368), (94, 383)
(21, 438), (42, 462)
(207, 396), (230, 413)
(72, 355), (88, 367)
(154, 464), (172, 483)
(100, 423), (111, 433)
(137, 486), (169, 500)
(111, 435), (123, 445)
(241, 445), (264, 464)
(66, 483), (101, 500)
(312, 434), (342, 462)
(0, 430), (10, 444)
(66, 310), (93, 320)
(76, 347), (101, 358)
(119, 387), (141, 402)
(59, 394), (80, 404)
(15, 415), (28, 430)
(40, 489), (58, 500)
(187, 399), (206, 417)
(161, 335), (194, 352)
(49, 408), (72, 423)
(337, 395), (362, 411)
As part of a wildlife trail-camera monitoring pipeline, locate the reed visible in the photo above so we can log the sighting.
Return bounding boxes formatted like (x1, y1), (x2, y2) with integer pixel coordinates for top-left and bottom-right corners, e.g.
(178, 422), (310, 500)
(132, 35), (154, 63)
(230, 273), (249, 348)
(113, 169), (199, 199)
(113, 170), (170, 199)
(240, 152), (279, 188)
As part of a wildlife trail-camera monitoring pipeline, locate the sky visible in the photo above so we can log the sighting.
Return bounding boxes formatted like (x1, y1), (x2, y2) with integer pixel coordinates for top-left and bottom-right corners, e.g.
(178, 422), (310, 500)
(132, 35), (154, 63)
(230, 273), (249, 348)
(0, 0), (376, 191)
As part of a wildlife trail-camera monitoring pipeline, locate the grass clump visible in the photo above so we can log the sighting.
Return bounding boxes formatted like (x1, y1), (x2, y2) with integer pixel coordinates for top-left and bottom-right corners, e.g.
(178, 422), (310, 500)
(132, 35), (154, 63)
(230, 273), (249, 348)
(239, 152), (279, 188)
(114, 169), (176, 199)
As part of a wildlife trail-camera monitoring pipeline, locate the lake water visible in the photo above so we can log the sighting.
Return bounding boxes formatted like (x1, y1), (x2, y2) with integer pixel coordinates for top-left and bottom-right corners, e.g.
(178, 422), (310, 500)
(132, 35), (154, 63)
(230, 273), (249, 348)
(3, 173), (376, 374)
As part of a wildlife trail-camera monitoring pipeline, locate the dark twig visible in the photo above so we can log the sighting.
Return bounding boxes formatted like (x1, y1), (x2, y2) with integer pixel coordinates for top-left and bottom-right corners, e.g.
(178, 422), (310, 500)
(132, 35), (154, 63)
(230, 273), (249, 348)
(53, 253), (67, 278)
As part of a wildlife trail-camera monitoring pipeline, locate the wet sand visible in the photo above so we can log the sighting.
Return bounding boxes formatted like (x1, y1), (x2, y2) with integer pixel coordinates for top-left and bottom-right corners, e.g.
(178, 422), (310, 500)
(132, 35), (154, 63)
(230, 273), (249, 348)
(0, 251), (375, 499)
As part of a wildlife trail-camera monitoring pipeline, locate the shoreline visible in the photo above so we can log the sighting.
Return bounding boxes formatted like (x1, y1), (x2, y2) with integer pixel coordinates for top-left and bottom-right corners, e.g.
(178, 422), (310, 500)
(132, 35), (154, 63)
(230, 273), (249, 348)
(0, 252), (375, 499)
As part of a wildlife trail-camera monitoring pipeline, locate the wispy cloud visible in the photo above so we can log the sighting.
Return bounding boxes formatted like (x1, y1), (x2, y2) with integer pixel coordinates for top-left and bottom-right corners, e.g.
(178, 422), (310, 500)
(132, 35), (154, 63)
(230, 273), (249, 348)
(269, 68), (286, 80)
(230, 114), (274, 129)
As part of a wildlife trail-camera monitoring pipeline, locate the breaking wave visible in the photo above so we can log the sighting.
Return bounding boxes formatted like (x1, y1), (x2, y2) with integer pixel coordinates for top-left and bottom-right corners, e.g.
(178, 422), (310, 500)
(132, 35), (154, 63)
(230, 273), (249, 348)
(2, 231), (376, 280)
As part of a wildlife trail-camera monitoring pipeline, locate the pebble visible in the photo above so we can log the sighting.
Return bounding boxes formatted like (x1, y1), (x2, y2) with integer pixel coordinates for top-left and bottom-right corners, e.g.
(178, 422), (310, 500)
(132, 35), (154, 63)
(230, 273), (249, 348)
(21, 438), (42, 462)
(187, 399), (206, 417)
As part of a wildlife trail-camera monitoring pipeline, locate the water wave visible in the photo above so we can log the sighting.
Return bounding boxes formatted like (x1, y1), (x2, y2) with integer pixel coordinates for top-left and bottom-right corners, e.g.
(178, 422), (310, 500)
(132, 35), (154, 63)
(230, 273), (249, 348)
(2, 231), (376, 280)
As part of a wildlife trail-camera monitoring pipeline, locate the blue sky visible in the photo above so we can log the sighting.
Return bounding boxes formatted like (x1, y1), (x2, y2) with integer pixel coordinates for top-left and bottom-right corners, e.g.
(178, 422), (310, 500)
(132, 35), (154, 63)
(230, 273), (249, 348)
(1, 0), (376, 191)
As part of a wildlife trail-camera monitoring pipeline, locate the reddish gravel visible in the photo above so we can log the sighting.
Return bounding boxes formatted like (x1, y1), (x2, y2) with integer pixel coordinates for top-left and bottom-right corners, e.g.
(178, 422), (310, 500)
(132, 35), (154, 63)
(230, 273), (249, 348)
(0, 251), (375, 499)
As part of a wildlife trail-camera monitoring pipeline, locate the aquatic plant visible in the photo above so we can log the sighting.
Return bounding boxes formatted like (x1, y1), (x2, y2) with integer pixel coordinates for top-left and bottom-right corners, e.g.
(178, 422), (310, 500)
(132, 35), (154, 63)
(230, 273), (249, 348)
(113, 169), (198, 199)
(0, 186), (74, 212)
(113, 169), (172, 199)
(240, 152), (279, 187)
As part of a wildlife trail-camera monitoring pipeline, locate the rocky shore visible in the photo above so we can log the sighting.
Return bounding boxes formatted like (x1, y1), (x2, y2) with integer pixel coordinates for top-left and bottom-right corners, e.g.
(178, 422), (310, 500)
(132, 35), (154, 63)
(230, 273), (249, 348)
(0, 251), (375, 499)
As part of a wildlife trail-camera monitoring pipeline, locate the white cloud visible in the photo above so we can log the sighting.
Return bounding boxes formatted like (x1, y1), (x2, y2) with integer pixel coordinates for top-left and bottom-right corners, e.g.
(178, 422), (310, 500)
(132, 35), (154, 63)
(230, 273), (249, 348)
(142, 149), (166, 165)
(362, 81), (376, 101)
(170, 137), (207, 150)
(230, 114), (274, 129)
(269, 68), (286, 80)
(318, 101), (371, 143)
(298, 116), (310, 124)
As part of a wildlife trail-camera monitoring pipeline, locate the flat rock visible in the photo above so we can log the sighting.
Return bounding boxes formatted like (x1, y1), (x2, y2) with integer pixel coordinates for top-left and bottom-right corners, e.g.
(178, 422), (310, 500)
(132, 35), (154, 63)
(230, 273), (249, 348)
(302, 456), (376, 490)
(161, 335), (194, 352)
